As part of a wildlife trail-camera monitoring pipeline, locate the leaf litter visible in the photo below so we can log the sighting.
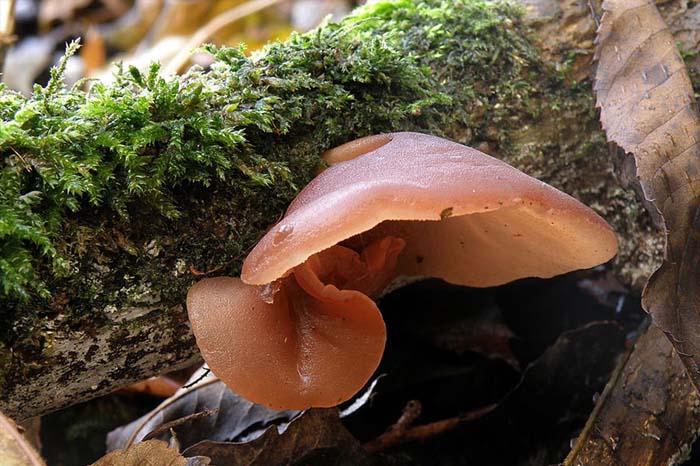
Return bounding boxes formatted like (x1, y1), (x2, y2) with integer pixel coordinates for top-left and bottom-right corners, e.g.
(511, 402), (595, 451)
(595, 0), (700, 386)
(0, 410), (46, 466)
(569, 0), (700, 463)
(107, 367), (300, 451)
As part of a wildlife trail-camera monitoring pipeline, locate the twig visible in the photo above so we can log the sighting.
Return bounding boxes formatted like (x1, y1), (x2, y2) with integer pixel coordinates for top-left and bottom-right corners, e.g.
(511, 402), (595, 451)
(142, 408), (217, 442)
(164, 0), (288, 75)
(10, 146), (29, 171)
(364, 403), (498, 453)
(390, 400), (422, 434)
(125, 376), (221, 447)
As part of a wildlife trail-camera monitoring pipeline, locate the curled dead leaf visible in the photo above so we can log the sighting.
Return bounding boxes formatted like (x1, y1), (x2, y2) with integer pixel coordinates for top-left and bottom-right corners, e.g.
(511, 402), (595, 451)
(0, 411), (46, 466)
(595, 0), (700, 387)
(108, 369), (299, 451)
(564, 325), (700, 466)
(183, 409), (369, 466)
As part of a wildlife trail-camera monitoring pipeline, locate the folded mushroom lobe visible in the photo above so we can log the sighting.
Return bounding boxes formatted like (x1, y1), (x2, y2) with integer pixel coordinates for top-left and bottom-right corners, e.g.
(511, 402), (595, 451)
(187, 237), (404, 410)
(242, 132), (618, 287)
(322, 133), (394, 165)
(192, 132), (618, 410)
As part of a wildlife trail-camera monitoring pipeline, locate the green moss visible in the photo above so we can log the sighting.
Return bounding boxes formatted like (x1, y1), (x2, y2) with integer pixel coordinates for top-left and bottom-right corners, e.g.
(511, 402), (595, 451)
(0, 0), (564, 363)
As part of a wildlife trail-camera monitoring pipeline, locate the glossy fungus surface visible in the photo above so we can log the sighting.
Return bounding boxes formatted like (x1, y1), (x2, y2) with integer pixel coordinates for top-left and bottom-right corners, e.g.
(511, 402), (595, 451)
(188, 132), (619, 410)
(243, 132), (618, 286)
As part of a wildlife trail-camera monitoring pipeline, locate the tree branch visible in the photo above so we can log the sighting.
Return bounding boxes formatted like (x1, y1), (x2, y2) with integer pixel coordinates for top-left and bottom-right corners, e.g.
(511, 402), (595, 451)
(1, 0), (691, 419)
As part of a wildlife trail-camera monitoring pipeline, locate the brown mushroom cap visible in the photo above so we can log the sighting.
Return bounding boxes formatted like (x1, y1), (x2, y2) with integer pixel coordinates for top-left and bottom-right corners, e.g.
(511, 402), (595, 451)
(242, 132), (618, 287)
(189, 132), (618, 410)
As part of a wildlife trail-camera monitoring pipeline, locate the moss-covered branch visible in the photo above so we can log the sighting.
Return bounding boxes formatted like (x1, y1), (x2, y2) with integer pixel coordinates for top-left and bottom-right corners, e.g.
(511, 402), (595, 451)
(0, 0), (657, 418)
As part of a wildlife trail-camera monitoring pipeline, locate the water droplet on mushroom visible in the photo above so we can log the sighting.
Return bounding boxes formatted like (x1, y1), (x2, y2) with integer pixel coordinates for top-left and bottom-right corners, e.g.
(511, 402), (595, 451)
(273, 224), (294, 245)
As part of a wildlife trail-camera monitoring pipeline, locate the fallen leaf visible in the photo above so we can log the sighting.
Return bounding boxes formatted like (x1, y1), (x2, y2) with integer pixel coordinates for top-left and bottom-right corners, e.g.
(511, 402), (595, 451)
(183, 409), (370, 466)
(361, 319), (624, 458)
(185, 458), (211, 466)
(577, 272), (627, 310)
(595, 0), (700, 387)
(435, 322), (626, 465)
(0, 411), (46, 466)
(490, 321), (624, 431)
(445, 305), (519, 370)
(564, 324), (700, 466)
(107, 368), (299, 451)
(92, 440), (187, 466)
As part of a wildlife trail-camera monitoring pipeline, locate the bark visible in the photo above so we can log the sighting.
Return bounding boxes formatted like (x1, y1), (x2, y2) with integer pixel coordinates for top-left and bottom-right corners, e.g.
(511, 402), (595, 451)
(1, 305), (202, 420)
(1, 0), (697, 420)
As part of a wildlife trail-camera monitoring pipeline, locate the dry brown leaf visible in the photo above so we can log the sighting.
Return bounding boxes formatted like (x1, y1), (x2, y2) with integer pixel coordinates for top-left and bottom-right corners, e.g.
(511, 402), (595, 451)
(107, 370), (298, 451)
(0, 411), (46, 466)
(595, 0), (700, 387)
(564, 325), (700, 465)
(183, 409), (370, 466)
(91, 440), (187, 466)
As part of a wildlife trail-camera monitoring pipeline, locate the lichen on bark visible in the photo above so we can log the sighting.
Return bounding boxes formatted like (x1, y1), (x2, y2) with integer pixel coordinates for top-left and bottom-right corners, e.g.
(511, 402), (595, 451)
(0, 0), (656, 416)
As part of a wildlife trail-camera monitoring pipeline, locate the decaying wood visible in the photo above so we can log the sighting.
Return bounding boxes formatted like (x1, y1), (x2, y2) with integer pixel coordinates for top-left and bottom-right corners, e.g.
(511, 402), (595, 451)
(1, 305), (201, 420)
(565, 325), (700, 466)
(5, 0), (700, 421)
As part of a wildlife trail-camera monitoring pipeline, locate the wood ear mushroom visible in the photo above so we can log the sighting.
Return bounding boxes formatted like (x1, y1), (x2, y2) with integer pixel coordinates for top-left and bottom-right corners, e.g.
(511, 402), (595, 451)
(187, 132), (619, 410)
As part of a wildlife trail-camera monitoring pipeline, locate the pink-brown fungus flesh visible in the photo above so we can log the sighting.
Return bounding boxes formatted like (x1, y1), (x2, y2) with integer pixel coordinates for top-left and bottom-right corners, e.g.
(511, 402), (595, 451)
(322, 133), (393, 165)
(187, 132), (619, 410)
(187, 235), (405, 410)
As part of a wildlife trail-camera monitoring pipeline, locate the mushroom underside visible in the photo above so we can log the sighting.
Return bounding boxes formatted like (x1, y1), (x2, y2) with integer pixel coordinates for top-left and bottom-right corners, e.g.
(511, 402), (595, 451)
(188, 132), (618, 410)
(358, 206), (612, 288)
(189, 206), (613, 410)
